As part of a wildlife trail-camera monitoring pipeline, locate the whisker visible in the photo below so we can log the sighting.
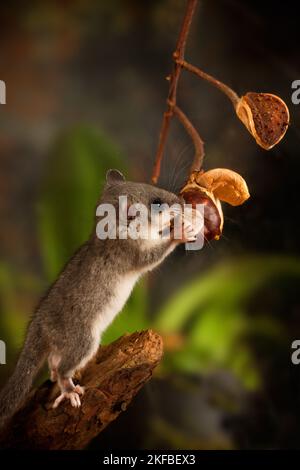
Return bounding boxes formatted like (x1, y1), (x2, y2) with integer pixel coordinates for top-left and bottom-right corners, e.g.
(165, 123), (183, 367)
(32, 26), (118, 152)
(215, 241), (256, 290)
(165, 138), (185, 191)
(168, 145), (190, 192)
(167, 140), (194, 193)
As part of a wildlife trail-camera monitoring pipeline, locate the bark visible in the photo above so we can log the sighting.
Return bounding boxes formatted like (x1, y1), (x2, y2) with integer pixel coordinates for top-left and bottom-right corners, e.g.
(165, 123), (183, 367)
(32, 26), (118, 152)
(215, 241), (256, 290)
(0, 330), (163, 450)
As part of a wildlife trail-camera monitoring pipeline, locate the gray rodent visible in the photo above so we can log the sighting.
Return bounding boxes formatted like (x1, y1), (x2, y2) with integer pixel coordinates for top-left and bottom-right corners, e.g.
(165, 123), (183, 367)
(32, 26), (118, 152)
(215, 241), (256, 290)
(0, 169), (199, 429)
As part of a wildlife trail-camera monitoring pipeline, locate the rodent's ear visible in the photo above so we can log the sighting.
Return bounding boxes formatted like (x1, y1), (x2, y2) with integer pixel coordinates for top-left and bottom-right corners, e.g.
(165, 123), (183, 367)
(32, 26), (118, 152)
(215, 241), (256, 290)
(106, 169), (125, 185)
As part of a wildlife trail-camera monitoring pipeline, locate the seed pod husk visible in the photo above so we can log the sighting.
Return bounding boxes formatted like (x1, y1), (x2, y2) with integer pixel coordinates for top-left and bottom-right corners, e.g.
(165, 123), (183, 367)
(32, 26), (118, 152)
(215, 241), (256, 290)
(236, 92), (289, 150)
(193, 168), (250, 206)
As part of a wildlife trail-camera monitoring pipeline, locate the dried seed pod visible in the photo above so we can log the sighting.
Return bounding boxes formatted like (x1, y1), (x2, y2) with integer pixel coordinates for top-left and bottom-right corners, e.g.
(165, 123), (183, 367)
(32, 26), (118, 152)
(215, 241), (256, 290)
(236, 92), (289, 150)
(193, 168), (250, 206)
(180, 168), (250, 241)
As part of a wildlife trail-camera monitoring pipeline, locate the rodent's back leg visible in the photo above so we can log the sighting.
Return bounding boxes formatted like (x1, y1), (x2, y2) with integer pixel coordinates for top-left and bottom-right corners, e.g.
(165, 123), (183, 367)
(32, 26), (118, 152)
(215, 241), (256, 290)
(48, 352), (61, 382)
(53, 337), (98, 409)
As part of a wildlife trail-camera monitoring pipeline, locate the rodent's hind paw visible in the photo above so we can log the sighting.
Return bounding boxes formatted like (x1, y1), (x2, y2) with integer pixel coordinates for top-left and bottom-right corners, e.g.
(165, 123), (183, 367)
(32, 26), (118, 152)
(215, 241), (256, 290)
(52, 391), (82, 409)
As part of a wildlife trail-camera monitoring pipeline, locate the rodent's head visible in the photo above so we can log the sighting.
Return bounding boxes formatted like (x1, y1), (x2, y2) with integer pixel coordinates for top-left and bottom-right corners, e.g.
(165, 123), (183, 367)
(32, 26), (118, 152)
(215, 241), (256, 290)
(102, 169), (181, 207)
(96, 169), (183, 245)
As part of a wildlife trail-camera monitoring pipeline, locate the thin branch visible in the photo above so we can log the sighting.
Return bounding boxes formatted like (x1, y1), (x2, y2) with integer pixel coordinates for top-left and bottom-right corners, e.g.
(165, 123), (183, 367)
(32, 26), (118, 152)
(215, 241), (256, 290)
(172, 104), (204, 172)
(151, 0), (198, 184)
(178, 59), (240, 107)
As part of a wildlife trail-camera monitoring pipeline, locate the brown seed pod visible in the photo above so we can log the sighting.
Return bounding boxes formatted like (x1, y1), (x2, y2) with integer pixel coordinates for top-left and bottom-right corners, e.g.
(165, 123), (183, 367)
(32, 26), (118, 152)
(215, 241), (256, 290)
(193, 168), (250, 206)
(180, 168), (250, 241)
(236, 92), (289, 150)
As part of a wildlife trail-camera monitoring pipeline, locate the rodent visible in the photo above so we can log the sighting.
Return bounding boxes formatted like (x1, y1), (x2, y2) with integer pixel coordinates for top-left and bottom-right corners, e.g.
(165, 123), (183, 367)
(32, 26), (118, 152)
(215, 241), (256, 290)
(0, 169), (200, 428)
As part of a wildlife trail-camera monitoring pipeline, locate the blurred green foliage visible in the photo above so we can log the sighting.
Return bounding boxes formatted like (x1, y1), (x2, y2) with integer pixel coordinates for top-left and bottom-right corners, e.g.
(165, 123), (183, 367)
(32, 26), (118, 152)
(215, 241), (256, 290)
(154, 257), (300, 389)
(38, 126), (126, 281)
(0, 265), (28, 350)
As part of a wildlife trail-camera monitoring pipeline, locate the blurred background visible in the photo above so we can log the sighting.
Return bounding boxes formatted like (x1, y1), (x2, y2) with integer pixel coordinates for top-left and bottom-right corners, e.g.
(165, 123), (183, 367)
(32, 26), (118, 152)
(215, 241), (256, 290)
(1, 0), (300, 449)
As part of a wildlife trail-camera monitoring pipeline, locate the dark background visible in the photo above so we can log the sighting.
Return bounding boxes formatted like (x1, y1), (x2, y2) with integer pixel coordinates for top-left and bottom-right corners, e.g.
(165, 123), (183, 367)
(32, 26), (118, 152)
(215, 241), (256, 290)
(0, 0), (300, 449)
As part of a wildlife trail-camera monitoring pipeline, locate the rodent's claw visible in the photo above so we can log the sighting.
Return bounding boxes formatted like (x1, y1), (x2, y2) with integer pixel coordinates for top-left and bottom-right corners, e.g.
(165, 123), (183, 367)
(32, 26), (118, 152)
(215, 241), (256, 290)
(70, 392), (81, 408)
(52, 391), (82, 409)
(74, 384), (85, 395)
(182, 223), (198, 242)
(180, 207), (203, 242)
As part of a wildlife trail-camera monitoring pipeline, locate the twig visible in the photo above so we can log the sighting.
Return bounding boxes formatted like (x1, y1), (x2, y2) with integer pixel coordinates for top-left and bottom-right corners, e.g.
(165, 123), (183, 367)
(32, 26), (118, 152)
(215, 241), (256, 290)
(0, 330), (163, 450)
(178, 59), (240, 107)
(151, 0), (199, 184)
(172, 104), (204, 171)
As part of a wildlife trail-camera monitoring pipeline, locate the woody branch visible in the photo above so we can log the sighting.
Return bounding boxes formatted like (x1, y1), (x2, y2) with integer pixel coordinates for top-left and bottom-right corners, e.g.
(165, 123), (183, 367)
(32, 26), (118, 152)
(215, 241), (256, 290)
(151, 0), (202, 184)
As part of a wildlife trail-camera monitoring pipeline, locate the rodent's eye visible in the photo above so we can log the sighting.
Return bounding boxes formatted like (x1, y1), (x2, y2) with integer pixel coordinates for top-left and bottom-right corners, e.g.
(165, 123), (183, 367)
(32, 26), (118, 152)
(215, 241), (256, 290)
(151, 198), (163, 210)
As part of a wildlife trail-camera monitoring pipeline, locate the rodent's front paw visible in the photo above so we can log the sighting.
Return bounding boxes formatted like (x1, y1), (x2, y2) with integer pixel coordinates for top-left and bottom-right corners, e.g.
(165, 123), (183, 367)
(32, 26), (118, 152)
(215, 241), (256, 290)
(181, 222), (198, 242)
(180, 207), (203, 243)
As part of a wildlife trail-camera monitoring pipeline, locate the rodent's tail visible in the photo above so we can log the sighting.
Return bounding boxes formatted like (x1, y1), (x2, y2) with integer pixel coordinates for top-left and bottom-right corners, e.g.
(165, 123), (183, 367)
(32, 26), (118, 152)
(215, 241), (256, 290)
(0, 323), (49, 430)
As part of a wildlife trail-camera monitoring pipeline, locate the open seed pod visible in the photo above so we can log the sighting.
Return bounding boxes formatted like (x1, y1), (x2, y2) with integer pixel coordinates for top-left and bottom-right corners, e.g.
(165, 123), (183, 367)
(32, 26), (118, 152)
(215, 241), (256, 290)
(180, 168), (250, 241)
(236, 92), (289, 150)
(181, 184), (223, 240)
(194, 168), (250, 206)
